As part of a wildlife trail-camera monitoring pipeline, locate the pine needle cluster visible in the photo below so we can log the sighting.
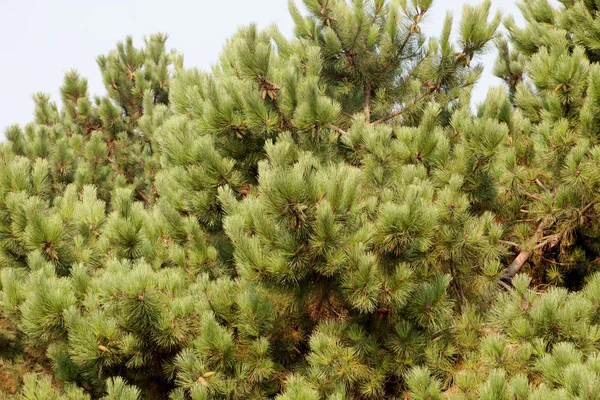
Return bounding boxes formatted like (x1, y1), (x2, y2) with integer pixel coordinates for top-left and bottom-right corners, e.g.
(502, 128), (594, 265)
(3, 0), (600, 398)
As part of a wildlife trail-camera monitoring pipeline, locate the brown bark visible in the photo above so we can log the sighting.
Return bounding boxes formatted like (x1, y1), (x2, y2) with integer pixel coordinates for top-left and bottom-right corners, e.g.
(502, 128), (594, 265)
(503, 219), (548, 282)
(503, 202), (596, 283)
(328, 124), (347, 136)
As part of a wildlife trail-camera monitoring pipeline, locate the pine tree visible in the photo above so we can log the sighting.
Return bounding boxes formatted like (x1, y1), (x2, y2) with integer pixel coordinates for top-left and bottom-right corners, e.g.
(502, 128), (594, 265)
(492, 0), (600, 286)
(9, 0), (600, 399)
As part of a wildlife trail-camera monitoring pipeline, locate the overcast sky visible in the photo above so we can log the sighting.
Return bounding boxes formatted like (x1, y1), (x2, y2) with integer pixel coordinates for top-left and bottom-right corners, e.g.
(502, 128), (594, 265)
(0, 0), (535, 132)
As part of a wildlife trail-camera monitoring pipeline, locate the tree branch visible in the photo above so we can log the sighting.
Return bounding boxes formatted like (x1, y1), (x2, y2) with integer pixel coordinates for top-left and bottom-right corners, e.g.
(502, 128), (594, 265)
(533, 233), (562, 250)
(534, 178), (550, 194)
(581, 201), (596, 215)
(397, 11), (424, 57)
(503, 219), (548, 282)
(372, 91), (430, 125)
(504, 249), (534, 282)
(502, 203), (596, 283)
(499, 240), (520, 248)
(329, 124), (347, 136)
(136, 189), (150, 206)
(498, 279), (513, 291)
(524, 192), (542, 201)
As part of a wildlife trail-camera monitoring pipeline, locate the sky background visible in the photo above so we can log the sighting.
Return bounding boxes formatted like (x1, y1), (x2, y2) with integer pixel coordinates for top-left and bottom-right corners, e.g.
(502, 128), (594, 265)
(0, 0), (542, 132)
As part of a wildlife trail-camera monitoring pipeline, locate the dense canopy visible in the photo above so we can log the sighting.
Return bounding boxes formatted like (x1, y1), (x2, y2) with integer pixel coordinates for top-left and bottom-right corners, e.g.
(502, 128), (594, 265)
(3, 0), (600, 399)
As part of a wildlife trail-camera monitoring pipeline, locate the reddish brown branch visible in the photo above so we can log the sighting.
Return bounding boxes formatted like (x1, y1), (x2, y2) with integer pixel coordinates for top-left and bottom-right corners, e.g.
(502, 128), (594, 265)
(136, 189), (150, 205)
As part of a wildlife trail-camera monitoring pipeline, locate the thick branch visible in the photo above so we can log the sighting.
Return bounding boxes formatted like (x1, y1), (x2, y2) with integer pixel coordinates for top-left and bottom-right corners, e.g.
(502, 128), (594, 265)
(503, 202), (597, 284)
(504, 249), (534, 281)
(503, 219), (548, 282)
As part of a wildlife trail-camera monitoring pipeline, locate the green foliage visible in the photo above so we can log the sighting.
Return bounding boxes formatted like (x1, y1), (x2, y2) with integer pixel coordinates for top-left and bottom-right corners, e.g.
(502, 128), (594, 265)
(5, 0), (600, 399)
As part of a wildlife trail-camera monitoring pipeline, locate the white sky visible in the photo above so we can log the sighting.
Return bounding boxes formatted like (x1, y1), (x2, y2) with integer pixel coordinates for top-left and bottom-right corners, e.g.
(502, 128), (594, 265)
(0, 0), (535, 132)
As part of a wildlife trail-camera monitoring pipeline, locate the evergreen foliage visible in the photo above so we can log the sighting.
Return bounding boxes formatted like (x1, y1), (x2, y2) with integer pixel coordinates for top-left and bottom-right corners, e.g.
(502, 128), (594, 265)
(3, 0), (600, 398)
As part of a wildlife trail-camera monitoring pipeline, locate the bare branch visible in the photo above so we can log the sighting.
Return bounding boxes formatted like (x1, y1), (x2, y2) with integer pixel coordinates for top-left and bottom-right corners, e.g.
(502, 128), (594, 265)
(136, 189), (150, 205)
(534, 178), (550, 194)
(581, 202), (596, 215)
(329, 124), (347, 136)
(503, 201), (597, 285)
(499, 240), (520, 248)
(524, 192), (542, 201)
(372, 91), (429, 125)
(503, 219), (548, 281)
(504, 250), (534, 282)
